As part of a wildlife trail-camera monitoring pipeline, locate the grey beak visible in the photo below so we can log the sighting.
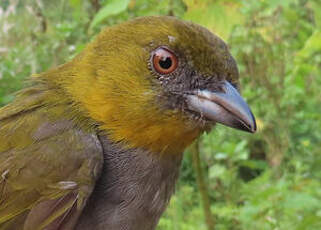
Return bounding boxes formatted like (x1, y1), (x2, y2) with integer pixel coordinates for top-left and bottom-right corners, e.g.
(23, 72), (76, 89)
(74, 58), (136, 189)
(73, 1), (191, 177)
(186, 80), (256, 133)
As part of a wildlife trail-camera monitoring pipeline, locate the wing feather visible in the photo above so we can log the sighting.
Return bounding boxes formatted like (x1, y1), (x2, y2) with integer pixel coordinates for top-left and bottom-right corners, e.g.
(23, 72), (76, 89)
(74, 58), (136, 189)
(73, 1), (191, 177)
(0, 104), (103, 230)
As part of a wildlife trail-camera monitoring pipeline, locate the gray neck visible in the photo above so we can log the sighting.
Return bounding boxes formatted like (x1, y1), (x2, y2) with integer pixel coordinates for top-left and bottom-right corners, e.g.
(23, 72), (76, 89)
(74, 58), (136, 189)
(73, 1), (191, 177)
(76, 135), (183, 230)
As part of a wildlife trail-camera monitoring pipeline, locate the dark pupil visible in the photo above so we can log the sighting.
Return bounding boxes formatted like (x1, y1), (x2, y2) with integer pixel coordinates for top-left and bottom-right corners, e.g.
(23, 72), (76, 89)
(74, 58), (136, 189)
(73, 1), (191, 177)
(159, 57), (172, 69)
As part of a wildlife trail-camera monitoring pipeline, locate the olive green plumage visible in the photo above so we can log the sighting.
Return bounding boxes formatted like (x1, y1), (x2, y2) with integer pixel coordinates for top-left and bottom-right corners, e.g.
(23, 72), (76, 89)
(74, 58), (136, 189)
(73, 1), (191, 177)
(0, 81), (102, 229)
(0, 16), (255, 230)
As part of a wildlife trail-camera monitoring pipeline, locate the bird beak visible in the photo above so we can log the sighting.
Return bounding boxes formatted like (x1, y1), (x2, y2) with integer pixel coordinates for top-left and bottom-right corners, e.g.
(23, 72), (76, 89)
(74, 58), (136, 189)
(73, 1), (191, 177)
(186, 80), (256, 133)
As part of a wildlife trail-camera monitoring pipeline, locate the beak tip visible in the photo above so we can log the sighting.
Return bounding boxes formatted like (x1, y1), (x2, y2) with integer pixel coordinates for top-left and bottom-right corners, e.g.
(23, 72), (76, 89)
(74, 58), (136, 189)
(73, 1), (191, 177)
(249, 127), (256, 133)
(248, 113), (257, 133)
(236, 119), (256, 133)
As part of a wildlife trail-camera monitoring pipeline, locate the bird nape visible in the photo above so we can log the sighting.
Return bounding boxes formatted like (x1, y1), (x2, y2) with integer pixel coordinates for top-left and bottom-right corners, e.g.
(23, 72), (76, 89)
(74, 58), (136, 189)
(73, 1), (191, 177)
(0, 16), (256, 230)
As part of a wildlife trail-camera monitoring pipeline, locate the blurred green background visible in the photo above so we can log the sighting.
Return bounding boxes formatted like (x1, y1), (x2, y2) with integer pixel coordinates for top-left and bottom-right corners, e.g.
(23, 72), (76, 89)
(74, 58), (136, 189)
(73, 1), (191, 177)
(0, 0), (320, 229)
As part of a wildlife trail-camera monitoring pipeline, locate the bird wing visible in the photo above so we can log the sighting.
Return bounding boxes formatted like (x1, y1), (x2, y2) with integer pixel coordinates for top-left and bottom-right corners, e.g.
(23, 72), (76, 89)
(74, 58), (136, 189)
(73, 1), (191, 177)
(0, 97), (104, 230)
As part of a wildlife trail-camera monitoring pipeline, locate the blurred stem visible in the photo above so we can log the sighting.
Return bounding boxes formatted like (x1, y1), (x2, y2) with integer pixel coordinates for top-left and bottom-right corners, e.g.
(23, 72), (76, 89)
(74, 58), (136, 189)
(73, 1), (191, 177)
(168, 0), (174, 16)
(90, 0), (101, 12)
(88, 0), (101, 31)
(191, 139), (216, 230)
(60, 0), (66, 21)
(35, 0), (47, 33)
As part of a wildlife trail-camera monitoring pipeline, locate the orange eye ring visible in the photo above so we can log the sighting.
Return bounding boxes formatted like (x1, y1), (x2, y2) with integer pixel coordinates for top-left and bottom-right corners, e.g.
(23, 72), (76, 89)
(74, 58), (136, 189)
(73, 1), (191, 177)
(152, 47), (178, 75)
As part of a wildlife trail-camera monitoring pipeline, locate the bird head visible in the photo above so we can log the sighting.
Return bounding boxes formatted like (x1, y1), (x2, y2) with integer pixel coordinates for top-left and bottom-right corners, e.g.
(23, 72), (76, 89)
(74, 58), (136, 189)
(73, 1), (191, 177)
(57, 16), (256, 154)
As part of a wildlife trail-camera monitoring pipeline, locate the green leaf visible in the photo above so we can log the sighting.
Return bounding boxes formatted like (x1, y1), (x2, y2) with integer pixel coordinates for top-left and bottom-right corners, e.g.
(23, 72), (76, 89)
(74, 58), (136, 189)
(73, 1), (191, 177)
(183, 1), (244, 40)
(311, 0), (321, 29)
(69, 0), (81, 8)
(209, 164), (226, 179)
(297, 30), (321, 59)
(0, 94), (14, 105)
(214, 152), (228, 160)
(90, 0), (130, 29)
(283, 192), (320, 210)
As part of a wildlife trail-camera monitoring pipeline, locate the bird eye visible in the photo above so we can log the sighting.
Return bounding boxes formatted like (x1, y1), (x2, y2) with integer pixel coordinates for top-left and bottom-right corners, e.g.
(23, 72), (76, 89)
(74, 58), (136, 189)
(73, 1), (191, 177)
(152, 47), (178, 75)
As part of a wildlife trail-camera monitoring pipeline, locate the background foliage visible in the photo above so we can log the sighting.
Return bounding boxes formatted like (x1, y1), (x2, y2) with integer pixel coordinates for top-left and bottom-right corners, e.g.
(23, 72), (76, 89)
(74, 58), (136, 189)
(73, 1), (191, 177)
(0, 0), (320, 229)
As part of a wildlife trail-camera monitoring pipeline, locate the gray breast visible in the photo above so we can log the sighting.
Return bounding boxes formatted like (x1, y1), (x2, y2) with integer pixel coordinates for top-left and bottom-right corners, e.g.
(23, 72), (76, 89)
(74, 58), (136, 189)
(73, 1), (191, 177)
(75, 135), (183, 230)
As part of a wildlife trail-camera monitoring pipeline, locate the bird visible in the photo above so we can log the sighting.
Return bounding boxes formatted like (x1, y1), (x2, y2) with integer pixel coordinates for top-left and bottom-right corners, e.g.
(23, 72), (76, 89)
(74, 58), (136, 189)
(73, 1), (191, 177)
(0, 16), (256, 230)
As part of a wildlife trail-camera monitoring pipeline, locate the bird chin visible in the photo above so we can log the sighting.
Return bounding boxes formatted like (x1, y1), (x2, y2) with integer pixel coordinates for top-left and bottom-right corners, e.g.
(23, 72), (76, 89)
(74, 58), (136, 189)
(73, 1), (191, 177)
(203, 122), (216, 133)
(185, 110), (216, 133)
